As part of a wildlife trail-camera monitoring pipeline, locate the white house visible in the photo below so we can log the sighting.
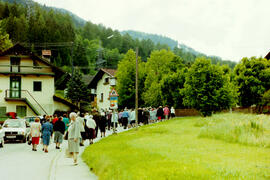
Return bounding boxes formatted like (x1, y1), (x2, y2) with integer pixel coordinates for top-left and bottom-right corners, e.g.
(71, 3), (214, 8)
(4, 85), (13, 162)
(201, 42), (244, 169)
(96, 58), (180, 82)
(88, 68), (117, 111)
(0, 44), (77, 119)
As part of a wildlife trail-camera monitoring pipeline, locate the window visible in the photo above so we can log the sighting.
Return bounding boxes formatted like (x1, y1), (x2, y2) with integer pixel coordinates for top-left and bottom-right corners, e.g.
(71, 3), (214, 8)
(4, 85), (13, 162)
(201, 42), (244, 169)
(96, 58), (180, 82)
(10, 57), (21, 72)
(16, 106), (26, 118)
(33, 81), (42, 91)
(0, 107), (7, 121)
(100, 93), (104, 102)
(104, 77), (109, 85)
(10, 76), (21, 98)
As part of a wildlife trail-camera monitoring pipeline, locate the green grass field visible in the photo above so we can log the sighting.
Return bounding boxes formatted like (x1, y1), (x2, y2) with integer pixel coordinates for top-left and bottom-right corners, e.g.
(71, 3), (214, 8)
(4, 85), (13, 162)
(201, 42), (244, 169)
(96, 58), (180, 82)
(82, 113), (270, 180)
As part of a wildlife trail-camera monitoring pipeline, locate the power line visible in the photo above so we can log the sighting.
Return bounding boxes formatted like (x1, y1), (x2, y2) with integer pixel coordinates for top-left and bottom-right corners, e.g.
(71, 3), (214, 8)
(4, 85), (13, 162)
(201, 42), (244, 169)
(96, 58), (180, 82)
(20, 42), (74, 48)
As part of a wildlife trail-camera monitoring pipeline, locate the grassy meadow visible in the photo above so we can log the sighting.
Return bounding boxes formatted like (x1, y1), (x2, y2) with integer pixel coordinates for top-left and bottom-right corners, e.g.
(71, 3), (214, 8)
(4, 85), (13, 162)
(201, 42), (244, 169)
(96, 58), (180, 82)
(82, 113), (270, 180)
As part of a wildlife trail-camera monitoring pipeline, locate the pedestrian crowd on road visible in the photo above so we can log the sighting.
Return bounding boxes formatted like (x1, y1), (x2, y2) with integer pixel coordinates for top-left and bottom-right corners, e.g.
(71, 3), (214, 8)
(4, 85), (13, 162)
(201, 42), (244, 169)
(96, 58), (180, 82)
(27, 105), (176, 165)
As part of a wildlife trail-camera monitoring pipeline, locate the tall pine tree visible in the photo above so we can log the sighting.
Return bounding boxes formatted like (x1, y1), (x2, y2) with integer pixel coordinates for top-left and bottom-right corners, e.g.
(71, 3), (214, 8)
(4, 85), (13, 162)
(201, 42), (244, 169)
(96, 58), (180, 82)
(65, 70), (90, 110)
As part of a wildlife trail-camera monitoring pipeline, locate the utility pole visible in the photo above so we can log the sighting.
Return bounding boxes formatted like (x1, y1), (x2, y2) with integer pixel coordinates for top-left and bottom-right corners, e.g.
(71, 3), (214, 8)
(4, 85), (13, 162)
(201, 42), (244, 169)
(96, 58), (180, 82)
(135, 47), (139, 129)
(71, 42), (74, 77)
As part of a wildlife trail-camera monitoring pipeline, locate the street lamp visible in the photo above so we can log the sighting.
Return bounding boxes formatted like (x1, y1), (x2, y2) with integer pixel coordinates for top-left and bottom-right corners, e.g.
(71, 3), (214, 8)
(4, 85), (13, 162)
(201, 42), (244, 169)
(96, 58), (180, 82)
(96, 35), (115, 69)
(107, 35), (114, 39)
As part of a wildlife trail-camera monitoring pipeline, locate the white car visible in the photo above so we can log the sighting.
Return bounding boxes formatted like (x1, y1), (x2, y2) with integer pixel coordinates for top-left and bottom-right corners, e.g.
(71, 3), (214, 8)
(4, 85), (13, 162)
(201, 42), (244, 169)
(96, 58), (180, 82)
(3, 119), (31, 143)
(25, 116), (43, 125)
(0, 125), (4, 147)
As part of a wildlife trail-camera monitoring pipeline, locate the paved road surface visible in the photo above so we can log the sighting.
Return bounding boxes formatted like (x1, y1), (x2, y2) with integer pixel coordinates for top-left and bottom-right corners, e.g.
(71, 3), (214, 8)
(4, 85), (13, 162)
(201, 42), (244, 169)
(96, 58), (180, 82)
(0, 126), (130, 180)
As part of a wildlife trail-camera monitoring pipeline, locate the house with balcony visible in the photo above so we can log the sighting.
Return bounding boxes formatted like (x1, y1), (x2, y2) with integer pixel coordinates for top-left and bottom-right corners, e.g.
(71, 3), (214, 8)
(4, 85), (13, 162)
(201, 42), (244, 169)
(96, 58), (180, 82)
(88, 68), (117, 111)
(0, 44), (77, 119)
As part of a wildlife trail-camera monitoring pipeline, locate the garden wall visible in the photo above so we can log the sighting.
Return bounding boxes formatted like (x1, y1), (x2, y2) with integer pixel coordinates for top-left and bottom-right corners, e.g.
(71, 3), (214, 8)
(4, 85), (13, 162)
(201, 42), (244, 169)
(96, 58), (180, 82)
(175, 109), (200, 116)
(175, 106), (270, 117)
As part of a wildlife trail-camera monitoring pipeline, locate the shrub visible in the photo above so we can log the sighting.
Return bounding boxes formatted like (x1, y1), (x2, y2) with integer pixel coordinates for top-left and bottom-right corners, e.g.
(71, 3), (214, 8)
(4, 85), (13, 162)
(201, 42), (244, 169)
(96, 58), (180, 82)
(198, 113), (270, 147)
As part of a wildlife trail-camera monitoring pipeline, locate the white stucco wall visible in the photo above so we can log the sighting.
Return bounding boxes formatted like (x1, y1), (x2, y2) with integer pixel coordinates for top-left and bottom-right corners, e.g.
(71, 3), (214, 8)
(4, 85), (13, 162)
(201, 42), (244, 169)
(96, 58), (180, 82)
(0, 56), (53, 74)
(21, 75), (55, 115)
(96, 74), (113, 111)
(0, 53), (74, 117)
(0, 74), (55, 116)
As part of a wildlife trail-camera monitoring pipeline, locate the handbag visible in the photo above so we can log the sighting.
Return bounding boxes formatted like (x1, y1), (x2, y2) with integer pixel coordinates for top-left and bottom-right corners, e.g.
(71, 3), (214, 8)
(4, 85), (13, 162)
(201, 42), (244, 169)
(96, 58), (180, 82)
(64, 131), (68, 140)
(27, 137), (32, 145)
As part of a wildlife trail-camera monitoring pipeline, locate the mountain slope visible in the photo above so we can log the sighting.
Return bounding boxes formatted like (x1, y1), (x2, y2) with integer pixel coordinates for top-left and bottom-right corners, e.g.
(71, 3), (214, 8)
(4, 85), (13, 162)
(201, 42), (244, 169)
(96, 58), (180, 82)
(2, 0), (86, 27)
(2, 0), (236, 68)
(122, 30), (207, 57)
(121, 30), (178, 49)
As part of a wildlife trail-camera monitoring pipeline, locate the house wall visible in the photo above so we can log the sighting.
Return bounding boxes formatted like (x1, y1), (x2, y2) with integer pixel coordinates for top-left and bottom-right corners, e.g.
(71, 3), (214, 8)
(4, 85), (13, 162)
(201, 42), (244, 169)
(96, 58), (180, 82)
(0, 74), (55, 116)
(0, 75), (36, 116)
(0, 56), (53, 74)
(21, 75), (55, 115)
(0, 57), (10, 72)
(96, 74), (112, 111)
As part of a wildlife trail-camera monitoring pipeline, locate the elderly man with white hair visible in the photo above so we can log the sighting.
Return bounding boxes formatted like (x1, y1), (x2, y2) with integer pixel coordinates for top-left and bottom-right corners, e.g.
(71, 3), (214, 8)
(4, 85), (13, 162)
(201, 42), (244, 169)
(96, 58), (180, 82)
(68, 112), (81, 165)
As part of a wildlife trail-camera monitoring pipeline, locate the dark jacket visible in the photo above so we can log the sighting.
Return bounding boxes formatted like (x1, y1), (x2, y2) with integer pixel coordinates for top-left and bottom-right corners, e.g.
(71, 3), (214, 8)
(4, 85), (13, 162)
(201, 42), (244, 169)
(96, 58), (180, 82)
(54, 120), (66, 134)
(157, 108), (164, 117)
(138, 109), (143, 123)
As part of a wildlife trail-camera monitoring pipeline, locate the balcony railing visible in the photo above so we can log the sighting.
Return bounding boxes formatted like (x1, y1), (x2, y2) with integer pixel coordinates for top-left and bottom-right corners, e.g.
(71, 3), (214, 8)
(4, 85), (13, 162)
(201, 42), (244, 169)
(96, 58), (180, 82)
(0, 65), (54, 75)
(5, 89), (48, 115)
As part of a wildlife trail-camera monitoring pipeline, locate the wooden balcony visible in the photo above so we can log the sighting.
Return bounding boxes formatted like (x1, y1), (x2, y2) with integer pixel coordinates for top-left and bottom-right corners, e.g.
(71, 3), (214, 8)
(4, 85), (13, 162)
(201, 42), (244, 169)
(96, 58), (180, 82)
(0, 65), (55, 76)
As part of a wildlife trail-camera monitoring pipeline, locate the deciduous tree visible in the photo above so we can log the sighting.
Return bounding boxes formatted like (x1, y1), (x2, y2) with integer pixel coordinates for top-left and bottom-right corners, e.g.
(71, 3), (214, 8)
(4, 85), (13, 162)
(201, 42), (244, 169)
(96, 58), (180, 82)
(0, 21), (12, 52)
(233, 57), (270, 107)
(116, 49), (145, 108)
(181, 57), (237, 116)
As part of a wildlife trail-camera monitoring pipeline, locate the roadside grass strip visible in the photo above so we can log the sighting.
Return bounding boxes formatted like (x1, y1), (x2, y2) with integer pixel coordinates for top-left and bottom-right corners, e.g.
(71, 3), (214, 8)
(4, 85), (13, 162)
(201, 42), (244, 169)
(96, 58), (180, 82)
(82, 114), (270, 179)
(197, 113), (270, 147)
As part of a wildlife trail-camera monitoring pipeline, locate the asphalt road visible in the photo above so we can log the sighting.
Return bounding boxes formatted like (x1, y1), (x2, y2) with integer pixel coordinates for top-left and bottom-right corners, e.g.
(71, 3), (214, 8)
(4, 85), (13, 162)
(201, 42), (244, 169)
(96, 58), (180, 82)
(0, 141), (61, 180)
(0, 126), (132, 180)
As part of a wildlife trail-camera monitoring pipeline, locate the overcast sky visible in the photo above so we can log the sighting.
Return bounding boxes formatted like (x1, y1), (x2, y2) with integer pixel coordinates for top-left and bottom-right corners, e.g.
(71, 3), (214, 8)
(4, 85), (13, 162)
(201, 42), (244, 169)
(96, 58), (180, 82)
(34, 0), (270, 62)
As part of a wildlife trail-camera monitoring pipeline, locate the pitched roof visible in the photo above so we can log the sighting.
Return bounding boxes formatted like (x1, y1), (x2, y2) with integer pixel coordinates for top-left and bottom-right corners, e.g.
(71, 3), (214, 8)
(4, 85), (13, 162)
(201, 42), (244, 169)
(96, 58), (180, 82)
(265, 51), (270, 60)
(88, 68), (117, 88)
(53, 95), (79, 110)
(82, 75), (94, 85)
(0, 43), (67, 75)
(101, 68), (117, 77)
(0, 43), (70, 89)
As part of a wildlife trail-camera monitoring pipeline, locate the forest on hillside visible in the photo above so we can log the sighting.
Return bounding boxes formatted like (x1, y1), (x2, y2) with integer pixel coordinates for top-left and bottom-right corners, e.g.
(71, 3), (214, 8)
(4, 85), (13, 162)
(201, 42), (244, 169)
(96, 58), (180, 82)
(0, 0), (236, 75)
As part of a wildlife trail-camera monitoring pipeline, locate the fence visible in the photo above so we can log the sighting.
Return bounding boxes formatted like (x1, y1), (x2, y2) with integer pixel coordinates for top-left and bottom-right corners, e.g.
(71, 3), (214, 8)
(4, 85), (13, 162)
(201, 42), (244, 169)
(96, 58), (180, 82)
(175, 106), (270, 117)
(175, 109), (200, 116)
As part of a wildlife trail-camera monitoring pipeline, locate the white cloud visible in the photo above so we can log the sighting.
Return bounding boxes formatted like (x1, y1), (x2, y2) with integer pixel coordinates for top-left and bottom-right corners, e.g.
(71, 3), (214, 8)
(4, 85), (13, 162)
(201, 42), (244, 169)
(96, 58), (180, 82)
(34, 0), (270, 62)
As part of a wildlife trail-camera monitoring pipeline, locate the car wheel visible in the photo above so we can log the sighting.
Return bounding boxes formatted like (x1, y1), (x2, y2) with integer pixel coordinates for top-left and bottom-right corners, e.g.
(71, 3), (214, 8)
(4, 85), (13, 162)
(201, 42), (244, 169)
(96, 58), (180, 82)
(0, 139), (3, 148)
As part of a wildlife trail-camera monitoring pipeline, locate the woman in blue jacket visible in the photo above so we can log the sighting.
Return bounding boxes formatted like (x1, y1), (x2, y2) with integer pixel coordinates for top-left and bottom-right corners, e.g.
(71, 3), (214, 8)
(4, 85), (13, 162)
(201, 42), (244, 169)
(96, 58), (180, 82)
(42, 116), (53, 153)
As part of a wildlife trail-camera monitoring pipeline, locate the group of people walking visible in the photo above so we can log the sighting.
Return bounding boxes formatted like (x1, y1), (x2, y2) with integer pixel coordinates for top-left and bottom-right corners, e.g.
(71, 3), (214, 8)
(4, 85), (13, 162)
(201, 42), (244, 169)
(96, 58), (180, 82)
(30, 114), (69, 152)
(114, 106), (175, 127)
(28, 111), (104, 165)
(28, 106), (176, 165)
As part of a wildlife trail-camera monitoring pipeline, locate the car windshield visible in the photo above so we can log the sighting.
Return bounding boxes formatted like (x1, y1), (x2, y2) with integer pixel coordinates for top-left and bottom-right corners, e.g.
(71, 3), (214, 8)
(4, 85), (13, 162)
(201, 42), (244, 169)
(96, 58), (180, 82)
(26, 117), (35, 123)
(3, 120), (24, 128)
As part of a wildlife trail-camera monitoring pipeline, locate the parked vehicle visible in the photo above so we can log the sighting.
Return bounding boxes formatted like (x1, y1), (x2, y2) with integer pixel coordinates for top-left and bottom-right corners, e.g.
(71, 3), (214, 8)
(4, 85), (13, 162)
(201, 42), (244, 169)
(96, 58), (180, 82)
(25, 116), (43, 124)
(0, 125), (4, 147)
(3, 119), (30, 143)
